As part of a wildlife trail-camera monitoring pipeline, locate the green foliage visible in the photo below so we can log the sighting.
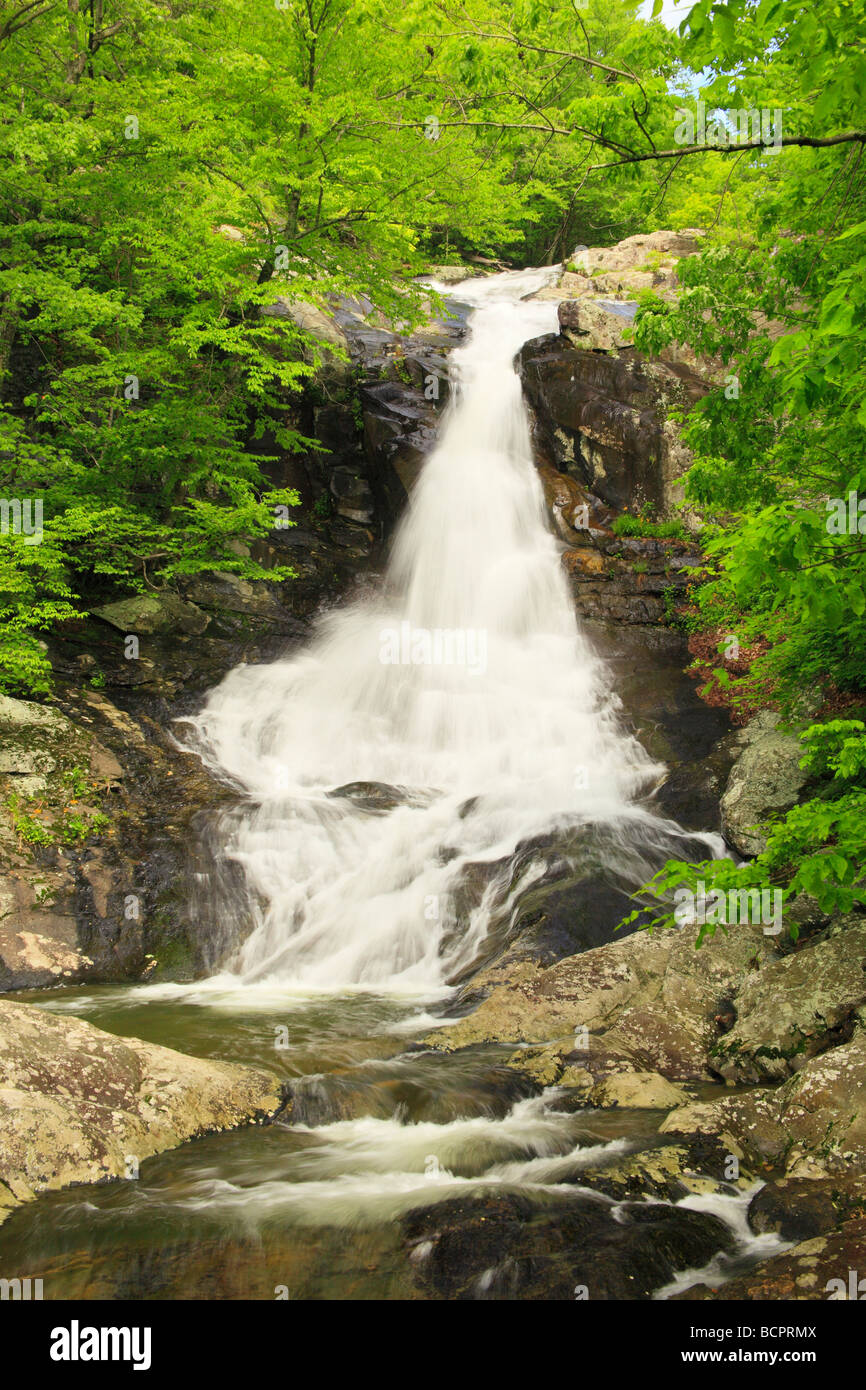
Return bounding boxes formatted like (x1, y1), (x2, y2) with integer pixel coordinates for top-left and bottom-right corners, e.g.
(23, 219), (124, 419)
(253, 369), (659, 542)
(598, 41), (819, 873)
(622, 719), (866, 946)
(616, 0), (866, 945)
(612, 513), (689, 539)
(0, 0), (535, 695)
(5, 793), (55, 846)
(0, 0), (711, 695)
(631, 0), (866, 716)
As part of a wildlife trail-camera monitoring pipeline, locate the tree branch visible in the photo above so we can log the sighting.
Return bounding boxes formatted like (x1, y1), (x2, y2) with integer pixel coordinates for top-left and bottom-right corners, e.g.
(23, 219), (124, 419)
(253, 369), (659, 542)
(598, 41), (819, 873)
(588, 131), (866, 171)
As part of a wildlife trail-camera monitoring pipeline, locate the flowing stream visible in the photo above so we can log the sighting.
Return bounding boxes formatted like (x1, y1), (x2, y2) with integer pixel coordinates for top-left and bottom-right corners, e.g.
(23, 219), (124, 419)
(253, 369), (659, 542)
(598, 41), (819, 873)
(0, 270), (786, 1299)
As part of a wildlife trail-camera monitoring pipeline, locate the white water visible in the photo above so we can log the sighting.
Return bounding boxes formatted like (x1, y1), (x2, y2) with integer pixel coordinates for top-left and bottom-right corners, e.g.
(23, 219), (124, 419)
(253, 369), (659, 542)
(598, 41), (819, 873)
(181, 268), (701, 993)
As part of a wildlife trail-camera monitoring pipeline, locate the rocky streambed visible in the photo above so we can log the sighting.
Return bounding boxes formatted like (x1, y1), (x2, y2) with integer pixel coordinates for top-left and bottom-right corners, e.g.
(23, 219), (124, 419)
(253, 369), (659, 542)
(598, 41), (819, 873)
(1, 618), (862, 1301)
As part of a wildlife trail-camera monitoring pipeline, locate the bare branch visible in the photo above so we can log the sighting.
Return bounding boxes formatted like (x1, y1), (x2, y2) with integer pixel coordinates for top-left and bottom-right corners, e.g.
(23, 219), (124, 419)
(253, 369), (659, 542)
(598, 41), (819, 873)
(587, 131), (866, 172)
(0, 0), (57, 45)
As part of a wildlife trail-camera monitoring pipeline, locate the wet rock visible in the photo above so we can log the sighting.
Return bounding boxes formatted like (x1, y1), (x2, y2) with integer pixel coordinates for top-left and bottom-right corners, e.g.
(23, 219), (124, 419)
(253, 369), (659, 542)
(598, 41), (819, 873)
(592, 623), (735, 833)
(427, 918), (778, 1083)
(458, 841), (651, 974)
(360, 377), (440, 502)
(401, 1188), (734, 1300)
(713, 919), (866, 1082)
(329, 466), (375, 524)
(504, 1043), (593, 1090)
(661, 1030), (866, 1177)
(676, 1217), (866, 1300)
(333, 293), (464, 517)
(326, 782), (437, 812)
(538, 464), (615, 543)
(0, 999), (284, 1224)
(720, 721), (810, 856)
(748, 1176), (866, 1243)
(578, 1145), (741, 1203)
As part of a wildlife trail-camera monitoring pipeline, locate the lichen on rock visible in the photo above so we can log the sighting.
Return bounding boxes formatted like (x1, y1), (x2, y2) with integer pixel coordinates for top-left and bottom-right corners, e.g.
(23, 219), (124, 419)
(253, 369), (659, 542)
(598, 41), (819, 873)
(0, 999), (286, 1224)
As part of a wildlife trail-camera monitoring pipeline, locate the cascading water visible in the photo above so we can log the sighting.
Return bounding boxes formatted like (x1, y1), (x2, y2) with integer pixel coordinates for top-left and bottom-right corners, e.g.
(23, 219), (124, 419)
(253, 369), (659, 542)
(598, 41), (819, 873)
(5, 269), (771, 1302)
(181, 268), (711, 993)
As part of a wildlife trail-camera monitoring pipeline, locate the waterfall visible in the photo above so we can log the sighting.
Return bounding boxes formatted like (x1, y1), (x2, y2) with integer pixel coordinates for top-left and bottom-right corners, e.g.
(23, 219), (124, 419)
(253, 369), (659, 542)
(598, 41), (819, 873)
(181, 268), (699, 992)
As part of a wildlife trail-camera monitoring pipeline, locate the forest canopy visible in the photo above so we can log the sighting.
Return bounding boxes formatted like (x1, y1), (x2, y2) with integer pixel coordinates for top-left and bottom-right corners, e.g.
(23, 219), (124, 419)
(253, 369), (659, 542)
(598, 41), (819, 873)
(0, 0), (864, 748)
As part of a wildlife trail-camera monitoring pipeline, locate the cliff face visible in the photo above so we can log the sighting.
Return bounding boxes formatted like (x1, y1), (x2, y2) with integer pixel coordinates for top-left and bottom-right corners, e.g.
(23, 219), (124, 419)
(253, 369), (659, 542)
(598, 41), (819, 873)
(517, 330), (707, 626)
(519, 332), (707, 516)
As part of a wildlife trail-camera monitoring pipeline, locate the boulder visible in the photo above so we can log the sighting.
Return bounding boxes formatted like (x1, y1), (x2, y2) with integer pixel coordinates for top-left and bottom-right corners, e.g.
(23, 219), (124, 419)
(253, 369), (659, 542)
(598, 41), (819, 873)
(94, 592), (210, 638)
(558, 298), (632, 352)
(574, 229), (704, 267)
(402, 1188), (733, 1300)
(748, 1175), (866, 1243)
(427, 918), (779, 1082)
(262, 296), (350, 353)
(425, 265), (474, 285)
(0, 695), (70, 734)
(533, 230), (705, 307)
(588, 1070), (690, 1109)
(720, 723), (809, 855)
(661, 1030), (866, 1177)
(0, 999), (284, 1224)
(713, 919), (866, 1082)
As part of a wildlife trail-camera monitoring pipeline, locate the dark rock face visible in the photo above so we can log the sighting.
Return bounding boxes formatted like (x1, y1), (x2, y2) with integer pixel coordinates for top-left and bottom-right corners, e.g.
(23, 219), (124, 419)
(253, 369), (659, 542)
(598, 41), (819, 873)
(562, 534), (701, 625)
(520, 337), (708, 627)
(346, 308), (465, 516)
(401, 1191), (734, 1300)
(748, 1177), (866, 1244)
(258, 298), (465, 547)
(676, 1214), (866, 1301)
(519, 332), (707, 515)
(0, 684), (242, 991)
